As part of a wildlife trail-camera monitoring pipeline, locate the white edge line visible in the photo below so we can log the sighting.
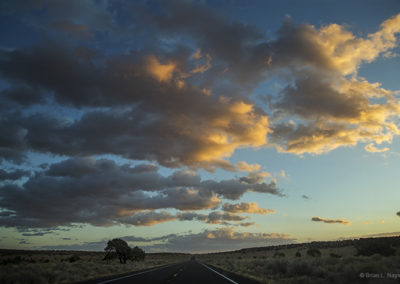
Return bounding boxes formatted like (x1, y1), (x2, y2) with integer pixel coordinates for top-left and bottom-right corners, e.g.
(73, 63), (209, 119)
(96, 263), (176, 284)
(199, 262), (239, 284)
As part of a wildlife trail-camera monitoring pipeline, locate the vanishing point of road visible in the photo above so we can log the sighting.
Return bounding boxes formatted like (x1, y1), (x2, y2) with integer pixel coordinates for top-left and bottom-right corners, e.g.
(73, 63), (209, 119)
(80, 260), (260, 284)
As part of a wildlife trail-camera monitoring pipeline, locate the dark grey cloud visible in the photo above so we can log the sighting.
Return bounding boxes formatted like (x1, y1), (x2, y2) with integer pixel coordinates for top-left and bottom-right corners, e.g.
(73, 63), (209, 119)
(155, 0), (270, 85)
(0, 45), (270, 169)
(0, 169), (31, 181)
(1, 0), (112, 39)
(1, 86), (45, 107)
(272, 71), (368, 120)
(119, 210), (250, 227)
(0, 1), (398, 168)
(22, 232), (51, 237)
(18, 239), (30, 245)
(0, 0), (399, 239)
(0, 157), (281, 229)
(302, 195), (310, 200)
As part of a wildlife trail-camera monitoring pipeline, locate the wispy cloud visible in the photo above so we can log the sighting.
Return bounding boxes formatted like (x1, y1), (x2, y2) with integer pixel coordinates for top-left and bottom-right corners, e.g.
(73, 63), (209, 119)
(311, 216), (351, 225)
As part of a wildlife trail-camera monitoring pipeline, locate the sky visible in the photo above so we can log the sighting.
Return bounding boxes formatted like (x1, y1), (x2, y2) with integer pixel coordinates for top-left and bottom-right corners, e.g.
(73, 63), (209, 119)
(0, 0), (400, 253)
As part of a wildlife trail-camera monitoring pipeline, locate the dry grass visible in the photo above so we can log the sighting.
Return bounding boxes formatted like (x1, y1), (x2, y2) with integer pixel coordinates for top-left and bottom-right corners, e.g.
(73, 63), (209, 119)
(196, 242), (400, 283)
(0, 250), (189, 284)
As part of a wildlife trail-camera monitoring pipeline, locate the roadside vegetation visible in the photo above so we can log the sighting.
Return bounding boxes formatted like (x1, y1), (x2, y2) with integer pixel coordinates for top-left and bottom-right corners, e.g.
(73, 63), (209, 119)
(0, 240), (189, 284)
(197, 236), (400, 283)
(1, 236), (399, 283)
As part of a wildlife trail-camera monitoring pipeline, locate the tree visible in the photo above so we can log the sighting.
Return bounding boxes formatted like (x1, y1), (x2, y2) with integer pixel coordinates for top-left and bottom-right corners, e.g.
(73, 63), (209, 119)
(103, 239), (145, 264)
(131, 246), (145, 261)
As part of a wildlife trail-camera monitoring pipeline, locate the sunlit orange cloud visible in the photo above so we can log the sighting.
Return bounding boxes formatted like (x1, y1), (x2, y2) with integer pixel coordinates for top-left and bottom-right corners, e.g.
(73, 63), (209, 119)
(223, 202), (275, 215)
(235, 161), (261, 172)
(190, 49), (212, 74)
(271, 13), (400, 156)
(319, 13), (400, 75)
(145, 56), (176, 82)
(142, 56), (273, 170)
(185, 100), (270, 169)
(123, 211), (177, 226)
(364, 143), (389, 153)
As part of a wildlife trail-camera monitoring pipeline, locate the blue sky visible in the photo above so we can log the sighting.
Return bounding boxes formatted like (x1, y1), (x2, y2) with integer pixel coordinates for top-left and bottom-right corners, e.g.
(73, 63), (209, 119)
(0, 0), (399, 253)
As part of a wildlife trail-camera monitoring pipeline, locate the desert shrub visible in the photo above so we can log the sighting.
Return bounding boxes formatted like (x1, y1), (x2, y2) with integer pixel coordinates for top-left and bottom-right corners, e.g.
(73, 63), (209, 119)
(307, 248), (321, 257)
(1, 256), (23, 265)
(273, 251), (285, 258)
(313, 266), (328, 278)
(287, 261), (312, 276)
(330, 253), (341, 258)
(355, 238), (396, 257)
(68, 254), (81, 263)
(295, 252), (301, 257)
(268, 259), (288, 275)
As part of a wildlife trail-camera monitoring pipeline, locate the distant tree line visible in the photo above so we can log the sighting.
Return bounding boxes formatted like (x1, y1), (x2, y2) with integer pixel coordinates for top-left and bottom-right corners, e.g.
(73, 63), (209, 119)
(103, 239), (145, 264)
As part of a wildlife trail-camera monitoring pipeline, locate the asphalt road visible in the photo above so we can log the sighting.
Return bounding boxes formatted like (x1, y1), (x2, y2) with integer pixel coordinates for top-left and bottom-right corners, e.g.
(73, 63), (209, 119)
(80, 260), (260, 284)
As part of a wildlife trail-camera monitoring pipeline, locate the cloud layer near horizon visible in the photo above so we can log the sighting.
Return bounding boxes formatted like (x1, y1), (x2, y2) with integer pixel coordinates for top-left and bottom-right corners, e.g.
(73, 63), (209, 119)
(40, 227), (295, 253)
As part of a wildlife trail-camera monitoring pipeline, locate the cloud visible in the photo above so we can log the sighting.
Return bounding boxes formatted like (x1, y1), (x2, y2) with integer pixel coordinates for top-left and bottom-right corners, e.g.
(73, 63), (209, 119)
(40, 227), (295, 253)
(0, 4), (399, 167)
(0, 0), (399, 240)
(18, 239), (29, 245)
(155, 0), (268, 85)
(0, 157), (282, 229)
(239, 171), (271, 184)
(119, 211), (177, 226)
(311, 216), (351, 225)
(301, 195), (310, 200)
(268, 15), (400, 155)
(53, 21), (94, 38)
(0, 45), (271, 169)
(0, 169), (31, 181)
(177, 211), (247, 225)
(145, 55), (177, 82)
(365, 143), (390, 153)
(239, 222), (255, 227)
(222, 202), (275, 214)
(361, 232), (400, 238)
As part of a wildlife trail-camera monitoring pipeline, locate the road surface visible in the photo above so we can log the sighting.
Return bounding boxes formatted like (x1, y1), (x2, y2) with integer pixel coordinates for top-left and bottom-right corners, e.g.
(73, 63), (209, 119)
(80, 260), (260, 284)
